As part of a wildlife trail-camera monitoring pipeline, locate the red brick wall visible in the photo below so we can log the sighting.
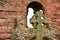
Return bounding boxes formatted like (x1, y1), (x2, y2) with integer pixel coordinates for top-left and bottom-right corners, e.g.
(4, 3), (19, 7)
(41, 0), (60, 34)
(0, 0), (26, 39)
(0, 0), (60, 39)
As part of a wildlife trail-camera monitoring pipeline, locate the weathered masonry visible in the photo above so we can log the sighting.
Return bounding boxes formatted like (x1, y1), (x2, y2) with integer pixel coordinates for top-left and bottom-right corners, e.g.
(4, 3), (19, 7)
(0, 0), (60, 40)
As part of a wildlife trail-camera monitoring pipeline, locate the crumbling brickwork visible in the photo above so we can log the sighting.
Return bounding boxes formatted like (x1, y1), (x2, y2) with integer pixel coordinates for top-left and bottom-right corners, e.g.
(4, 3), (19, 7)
(0, 0), (60, 40)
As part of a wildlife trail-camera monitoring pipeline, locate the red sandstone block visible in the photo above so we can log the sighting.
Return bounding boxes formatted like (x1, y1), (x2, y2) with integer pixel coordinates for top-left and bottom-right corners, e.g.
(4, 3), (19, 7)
(0, 19), (8, 26)
(0, 22), (8, 26)
(8, 26), (15, 30)
(57, 19), (60, 22)
(5, 33), (11, 38)
(0, 12), (9, 18)
(0, 29), (11, 33)
(0, 33), (11, 38)
(9, 12), (18, 16)
(0, 12), (19, 18)
(0, 16), (8, 19)
(7, 26), (13, 30)
(8, 23), (15, 26)
(7, 18), (15, 23)
(1, 26), (8, 30)
(7, 12), (18, 18)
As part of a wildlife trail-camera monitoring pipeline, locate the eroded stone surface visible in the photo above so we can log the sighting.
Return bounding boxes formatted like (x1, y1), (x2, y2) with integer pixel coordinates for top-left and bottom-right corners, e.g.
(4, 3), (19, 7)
(0, 0), (60, 40)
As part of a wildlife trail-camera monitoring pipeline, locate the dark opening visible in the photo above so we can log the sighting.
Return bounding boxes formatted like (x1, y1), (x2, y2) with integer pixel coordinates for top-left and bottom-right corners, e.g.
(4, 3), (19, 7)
(27, 1), (44, 13)
(26, 1), (45, 28)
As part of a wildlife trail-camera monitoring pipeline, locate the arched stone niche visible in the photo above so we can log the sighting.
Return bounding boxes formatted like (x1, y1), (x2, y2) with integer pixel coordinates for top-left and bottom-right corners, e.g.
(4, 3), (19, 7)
(26, 1), (45, 28)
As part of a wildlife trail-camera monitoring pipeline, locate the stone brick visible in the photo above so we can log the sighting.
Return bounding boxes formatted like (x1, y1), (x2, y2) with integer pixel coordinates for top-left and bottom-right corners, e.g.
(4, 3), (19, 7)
(8, 22), (15, 26)
(7, 18), (15, 23)
(0, 33), (11, 38)
(8, 26), (13, 30)
(0, 29), (11, 33)
(0, 19), (8, 26)
(0, 12), (9, 18)
(1, 26), (8, 30)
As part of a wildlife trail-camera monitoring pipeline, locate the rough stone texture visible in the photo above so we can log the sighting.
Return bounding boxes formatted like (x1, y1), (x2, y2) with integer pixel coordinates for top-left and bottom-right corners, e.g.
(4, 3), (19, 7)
(0, 0), (60, 40)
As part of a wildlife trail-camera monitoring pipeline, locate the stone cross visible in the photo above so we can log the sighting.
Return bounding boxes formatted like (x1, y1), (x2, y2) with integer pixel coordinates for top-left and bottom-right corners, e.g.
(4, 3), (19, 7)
(30, 10), (48, 40)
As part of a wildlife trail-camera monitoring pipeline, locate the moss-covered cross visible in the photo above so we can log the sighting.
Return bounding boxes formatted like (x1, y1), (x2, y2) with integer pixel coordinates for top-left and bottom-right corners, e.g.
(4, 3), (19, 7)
(30, 10), (49, 40)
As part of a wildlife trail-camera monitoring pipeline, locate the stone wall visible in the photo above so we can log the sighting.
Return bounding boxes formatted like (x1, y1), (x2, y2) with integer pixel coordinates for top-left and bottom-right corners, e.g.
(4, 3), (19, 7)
(0, 0), (60, 40)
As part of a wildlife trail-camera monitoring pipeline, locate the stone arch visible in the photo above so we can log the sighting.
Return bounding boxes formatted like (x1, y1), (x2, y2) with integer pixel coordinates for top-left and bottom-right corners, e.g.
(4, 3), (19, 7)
(27, 1), (45, 14)
(26, 1), (45, 28)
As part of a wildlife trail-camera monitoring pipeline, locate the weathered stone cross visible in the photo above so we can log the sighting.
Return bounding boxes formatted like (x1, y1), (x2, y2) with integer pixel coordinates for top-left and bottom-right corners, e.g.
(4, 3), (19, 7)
(30, 10), (49, 40)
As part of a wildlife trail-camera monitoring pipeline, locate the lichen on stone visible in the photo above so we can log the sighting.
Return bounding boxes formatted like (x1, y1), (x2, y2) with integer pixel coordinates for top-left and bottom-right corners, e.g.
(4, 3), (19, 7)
(11, 18), (59, 40)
